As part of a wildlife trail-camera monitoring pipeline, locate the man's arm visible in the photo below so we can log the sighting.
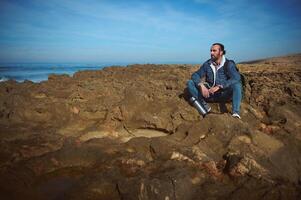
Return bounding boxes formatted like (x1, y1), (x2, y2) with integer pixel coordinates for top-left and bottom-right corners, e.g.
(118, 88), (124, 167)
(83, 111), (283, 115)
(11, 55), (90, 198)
(191, 64), (206, 86)
(191, 64), (210, 98)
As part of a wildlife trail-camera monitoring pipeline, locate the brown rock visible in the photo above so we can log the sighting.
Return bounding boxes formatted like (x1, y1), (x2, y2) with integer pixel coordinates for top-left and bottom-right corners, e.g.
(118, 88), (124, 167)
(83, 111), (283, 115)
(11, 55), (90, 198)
(0, 54), (301, 199)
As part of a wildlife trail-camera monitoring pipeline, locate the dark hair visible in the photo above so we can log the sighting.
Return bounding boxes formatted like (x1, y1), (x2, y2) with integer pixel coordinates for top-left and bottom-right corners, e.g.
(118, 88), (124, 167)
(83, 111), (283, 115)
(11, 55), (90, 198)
(212, 43), (226, 55)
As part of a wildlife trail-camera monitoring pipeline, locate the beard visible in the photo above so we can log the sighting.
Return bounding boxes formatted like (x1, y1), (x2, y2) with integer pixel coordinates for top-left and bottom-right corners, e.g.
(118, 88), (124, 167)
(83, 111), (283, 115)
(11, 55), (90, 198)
(211, 55), (217, 62)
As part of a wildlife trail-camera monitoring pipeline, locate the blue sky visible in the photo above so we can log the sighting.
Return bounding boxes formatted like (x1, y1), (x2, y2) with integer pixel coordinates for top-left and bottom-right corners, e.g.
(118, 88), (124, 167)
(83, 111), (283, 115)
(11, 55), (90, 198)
(0, 0), (301, 64)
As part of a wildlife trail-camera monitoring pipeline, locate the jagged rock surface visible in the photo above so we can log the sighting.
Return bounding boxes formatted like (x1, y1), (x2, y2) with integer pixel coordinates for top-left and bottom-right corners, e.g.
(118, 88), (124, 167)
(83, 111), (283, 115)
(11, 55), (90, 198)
(0, 54), (301, 199)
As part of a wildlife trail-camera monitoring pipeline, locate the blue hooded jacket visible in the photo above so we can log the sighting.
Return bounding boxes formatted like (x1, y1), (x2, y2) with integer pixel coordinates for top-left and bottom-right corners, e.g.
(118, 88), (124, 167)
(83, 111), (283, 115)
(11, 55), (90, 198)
(191, 57), (241, 89)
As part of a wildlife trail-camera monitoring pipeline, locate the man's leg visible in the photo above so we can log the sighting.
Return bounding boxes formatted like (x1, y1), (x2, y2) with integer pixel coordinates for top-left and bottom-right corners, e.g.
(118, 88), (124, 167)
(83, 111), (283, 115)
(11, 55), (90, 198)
(208, 82), (242, 114)
(187, 80), (201, 99)
(230, 82), (242, 114)
(187, 80), (211, 111)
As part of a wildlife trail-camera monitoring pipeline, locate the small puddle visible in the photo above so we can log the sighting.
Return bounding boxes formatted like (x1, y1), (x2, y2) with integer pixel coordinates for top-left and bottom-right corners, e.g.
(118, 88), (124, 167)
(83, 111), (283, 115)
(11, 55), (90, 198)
(78, 128), (169, 143)
(131, 129), (168, 138)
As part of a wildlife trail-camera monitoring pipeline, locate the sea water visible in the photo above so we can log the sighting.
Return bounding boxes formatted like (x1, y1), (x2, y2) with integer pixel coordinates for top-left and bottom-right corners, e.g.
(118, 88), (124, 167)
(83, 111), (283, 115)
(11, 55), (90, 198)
(0, 63), (126, 83)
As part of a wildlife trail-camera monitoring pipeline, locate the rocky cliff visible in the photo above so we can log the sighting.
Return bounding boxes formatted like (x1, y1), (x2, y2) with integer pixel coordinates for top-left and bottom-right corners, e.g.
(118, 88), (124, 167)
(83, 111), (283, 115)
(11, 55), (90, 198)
(0, 54), (301, 199)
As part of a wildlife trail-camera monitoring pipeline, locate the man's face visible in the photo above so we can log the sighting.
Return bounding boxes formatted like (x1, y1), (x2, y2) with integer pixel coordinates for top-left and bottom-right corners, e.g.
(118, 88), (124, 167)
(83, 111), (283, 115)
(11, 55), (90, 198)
(210, 45), (223, 62)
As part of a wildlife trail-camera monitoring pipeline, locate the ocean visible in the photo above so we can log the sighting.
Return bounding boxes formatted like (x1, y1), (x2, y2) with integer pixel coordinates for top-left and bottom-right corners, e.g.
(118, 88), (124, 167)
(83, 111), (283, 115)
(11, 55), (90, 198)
(0, 63), (127, 83)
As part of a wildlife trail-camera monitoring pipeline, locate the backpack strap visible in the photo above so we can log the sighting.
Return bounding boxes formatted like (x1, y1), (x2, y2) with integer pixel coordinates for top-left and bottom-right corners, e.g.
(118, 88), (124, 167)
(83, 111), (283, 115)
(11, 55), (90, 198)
(223, 59), (238, 80)
(223, 59), (230, 80)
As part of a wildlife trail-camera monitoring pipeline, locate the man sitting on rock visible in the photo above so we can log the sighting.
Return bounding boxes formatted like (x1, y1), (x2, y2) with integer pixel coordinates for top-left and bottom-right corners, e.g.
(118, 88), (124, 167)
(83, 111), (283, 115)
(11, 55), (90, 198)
(187, 43), (242, 119)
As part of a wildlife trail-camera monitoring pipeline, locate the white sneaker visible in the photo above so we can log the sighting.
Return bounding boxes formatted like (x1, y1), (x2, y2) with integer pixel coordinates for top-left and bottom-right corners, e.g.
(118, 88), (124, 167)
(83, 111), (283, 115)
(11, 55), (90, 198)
(232, 113), (241, 119)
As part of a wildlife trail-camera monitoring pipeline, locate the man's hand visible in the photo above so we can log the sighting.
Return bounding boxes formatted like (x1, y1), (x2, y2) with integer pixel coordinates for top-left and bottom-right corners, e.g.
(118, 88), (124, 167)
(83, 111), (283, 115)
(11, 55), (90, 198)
(199, 84), (210, 98)
(209, 86), (220, 94)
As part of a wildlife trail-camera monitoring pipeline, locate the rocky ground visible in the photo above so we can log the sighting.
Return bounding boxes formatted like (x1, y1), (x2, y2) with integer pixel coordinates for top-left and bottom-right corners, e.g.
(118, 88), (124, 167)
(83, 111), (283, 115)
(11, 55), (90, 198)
(0, 54), (301, 200)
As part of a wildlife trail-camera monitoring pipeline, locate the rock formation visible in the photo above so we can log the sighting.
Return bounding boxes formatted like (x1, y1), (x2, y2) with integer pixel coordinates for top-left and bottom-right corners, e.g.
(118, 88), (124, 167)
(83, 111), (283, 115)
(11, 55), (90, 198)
(0, 54), (301, 199)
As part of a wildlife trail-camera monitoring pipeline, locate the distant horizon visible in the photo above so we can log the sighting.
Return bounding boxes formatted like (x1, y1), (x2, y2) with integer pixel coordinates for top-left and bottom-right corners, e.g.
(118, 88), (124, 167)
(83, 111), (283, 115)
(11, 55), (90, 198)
(0, 51), (300, 66)
(1, 51), (300, 83)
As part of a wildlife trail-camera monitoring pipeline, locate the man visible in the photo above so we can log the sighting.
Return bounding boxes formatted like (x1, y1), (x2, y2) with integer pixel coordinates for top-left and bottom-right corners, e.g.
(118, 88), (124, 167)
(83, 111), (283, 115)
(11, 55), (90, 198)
(187, 43), (242, 119)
